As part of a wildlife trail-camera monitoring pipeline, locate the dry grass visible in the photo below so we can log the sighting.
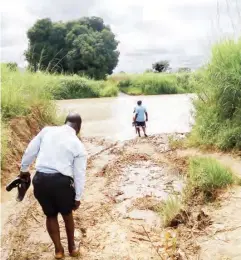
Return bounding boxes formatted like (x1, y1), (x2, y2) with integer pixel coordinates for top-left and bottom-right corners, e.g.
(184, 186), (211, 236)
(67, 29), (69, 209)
(158, 196), (183, 227)
(132, 196), (162, 211)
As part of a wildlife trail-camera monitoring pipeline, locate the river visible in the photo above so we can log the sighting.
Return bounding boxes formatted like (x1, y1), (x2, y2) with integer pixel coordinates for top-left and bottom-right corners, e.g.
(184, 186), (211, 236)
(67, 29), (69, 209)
(57, 94), (195, 141)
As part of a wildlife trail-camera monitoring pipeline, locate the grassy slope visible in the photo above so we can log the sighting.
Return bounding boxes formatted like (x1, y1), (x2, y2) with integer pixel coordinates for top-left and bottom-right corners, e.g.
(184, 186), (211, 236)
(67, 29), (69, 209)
(189, 39), (241, 150)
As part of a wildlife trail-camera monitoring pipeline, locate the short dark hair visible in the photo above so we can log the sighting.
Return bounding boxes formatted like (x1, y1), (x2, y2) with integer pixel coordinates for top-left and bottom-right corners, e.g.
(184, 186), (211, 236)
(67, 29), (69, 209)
(137, 100), (142, 105)
(65, 113), (82, 127)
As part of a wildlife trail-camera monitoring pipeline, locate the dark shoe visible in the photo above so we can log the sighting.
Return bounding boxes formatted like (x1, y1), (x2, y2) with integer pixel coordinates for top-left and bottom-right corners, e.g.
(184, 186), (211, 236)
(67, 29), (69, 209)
(6, 177), (22, 191)
(17, 179), (31, 201)
(6, 176), (31, 202)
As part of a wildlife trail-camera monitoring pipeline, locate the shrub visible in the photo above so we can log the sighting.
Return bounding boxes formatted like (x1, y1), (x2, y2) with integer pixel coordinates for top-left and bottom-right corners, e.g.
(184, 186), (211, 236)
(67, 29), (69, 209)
(188, 157), (234, 198)
(189, 39), (241, 150)
(1, 64), (56, 120)
(53, 77), (100, 99)
(99, 82), (118, 97)
(160, 196), (182, 227)
(117, 73), (186, 95)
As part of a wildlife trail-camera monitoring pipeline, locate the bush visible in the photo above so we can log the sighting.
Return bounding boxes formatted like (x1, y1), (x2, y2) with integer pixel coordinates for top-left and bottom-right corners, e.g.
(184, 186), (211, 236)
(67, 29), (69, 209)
(1, 64), (57, 120)
(53, 77), (100, 99)
(189, 39), (241, 150)
(100, 82), (119, 97)
(117, 73), (186, 95)
(1, 65), (118, 119)
(53, 76), (118, 99)
(160, 196), (182, 227)
(188, 157), (234, 198)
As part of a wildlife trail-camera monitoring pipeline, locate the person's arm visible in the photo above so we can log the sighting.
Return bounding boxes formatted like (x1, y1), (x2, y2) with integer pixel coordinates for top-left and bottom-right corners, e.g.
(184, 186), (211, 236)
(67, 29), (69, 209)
(73, 153), (87, 203)
(145, 108), (148, 121)
(145, 111), (148, 121)
(20, 129), (44, 173)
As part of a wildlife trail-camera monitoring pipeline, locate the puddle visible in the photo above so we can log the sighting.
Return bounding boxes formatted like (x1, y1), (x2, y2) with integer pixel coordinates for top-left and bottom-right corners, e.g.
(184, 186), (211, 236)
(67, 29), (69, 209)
(116, 161), (184, 203)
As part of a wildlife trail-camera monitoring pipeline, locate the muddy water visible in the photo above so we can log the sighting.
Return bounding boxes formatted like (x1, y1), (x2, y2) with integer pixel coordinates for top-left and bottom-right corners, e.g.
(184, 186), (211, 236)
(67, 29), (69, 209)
(57, 94), (194, 141)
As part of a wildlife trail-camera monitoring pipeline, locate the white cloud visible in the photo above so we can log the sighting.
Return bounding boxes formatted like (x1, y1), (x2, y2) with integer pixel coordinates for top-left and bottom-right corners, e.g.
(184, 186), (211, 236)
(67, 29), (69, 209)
(1, 0), (240, 71)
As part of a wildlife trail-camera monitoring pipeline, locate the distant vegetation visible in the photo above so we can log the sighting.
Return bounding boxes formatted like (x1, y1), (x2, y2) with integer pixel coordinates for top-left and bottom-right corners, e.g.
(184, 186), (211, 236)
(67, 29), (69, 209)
(109, 72), (196, 95)
(1, 64), (118, 120)
(25, 17), (119, 79)
(152, 60), (170, 73)
(189, 39), (241, 150)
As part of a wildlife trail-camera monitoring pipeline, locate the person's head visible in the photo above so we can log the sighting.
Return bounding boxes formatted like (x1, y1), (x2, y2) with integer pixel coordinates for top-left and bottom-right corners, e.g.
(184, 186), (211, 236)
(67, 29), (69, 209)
(137, 100), (142, 106)
(65, 113), (82, 135)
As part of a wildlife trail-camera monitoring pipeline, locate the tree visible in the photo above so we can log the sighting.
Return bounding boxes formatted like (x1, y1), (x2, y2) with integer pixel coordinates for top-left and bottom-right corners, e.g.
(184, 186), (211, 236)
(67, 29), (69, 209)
(24, 17), (119, 79)
(152, 60), (170, 73)
(178, 67), (191, 73)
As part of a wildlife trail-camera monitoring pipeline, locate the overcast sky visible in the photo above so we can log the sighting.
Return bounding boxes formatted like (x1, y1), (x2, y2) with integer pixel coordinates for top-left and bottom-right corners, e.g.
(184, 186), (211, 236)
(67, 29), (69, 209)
(1, 0), (240, 72)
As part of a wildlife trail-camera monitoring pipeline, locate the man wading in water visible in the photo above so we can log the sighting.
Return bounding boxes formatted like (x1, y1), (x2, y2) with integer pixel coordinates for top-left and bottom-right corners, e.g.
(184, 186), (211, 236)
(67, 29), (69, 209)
(20, 113), (87, 259)
(133, 100), (148, 137)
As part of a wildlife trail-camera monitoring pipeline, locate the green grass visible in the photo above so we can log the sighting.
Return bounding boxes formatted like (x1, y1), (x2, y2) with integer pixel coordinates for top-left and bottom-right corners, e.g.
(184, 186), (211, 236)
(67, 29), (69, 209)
(1, 65), (118, 120)
(53, 76), (118, 100)
(116, 73), (184, 95)
(187, 157), (234, 199)
(1, 64), (118, 168)
(159, 196), (182, 227)
(110, 72), (196, 95)
(1, 64), (57, 120)
(189, 39), (241, 151)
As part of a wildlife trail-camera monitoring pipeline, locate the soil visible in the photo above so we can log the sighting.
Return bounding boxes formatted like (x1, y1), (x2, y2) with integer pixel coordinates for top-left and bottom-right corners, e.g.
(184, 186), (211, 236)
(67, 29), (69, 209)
(1, 119), (241, 260)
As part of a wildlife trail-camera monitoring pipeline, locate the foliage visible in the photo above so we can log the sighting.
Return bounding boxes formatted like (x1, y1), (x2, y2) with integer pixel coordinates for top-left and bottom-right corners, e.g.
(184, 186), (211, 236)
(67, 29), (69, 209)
(159, 196), (182, 227)
(1, 65), (118, 119)
(5, 62), (18, 71)
(188, 157), (234, 199)
(176, 73), (197, 93)
(53, 76), (118, 99)
(152, 60), (170, 73)
(116, 73), (187, 95)
(1, 64), (56, 120)
(189, 39), (241, 150)
(25, 17), (119, 79)
(177, 67), (191, 73)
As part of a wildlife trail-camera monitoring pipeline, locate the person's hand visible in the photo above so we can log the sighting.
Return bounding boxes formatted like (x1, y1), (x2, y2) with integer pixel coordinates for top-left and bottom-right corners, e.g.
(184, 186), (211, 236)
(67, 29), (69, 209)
(73, 200), (81, 211)
(19, 171), (31, 182)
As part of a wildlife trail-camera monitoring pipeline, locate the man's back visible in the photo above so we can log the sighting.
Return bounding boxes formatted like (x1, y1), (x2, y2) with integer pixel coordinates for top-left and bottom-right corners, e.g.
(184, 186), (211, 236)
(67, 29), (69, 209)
(134, 105), (146, 122)
(25, 125), (85, 175)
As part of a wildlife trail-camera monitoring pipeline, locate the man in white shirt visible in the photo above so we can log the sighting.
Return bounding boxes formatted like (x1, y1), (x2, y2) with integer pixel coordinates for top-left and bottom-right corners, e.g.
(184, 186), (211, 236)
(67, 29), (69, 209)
(20, 113), (87, 259)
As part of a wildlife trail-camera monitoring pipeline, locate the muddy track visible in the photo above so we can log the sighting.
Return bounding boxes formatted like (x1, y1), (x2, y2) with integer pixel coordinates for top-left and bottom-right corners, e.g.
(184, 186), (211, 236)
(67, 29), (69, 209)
(1, 138), (115, 260)
(1, 137), (184, 260)
(1, 136), (241, 260)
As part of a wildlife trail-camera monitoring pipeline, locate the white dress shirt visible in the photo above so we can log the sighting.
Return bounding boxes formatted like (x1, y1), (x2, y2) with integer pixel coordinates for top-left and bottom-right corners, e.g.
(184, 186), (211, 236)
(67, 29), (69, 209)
(20, 125), (87, 201)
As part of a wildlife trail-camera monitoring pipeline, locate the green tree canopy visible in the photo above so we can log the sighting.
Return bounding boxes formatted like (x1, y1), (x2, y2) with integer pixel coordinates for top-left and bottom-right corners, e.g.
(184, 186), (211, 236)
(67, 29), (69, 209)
(25, 17), (119, 79)
(152, 60), (170, 73)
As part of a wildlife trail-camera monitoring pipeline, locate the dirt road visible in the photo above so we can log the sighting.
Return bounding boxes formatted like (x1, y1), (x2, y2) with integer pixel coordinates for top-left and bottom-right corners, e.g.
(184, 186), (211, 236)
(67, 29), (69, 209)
(1, 136), (241, 260)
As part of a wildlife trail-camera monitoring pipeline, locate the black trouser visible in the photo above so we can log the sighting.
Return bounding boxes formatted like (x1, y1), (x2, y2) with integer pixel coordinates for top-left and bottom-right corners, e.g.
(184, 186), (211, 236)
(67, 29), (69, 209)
(136, 121), (146, 127)
(33, 172), (75, 217)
